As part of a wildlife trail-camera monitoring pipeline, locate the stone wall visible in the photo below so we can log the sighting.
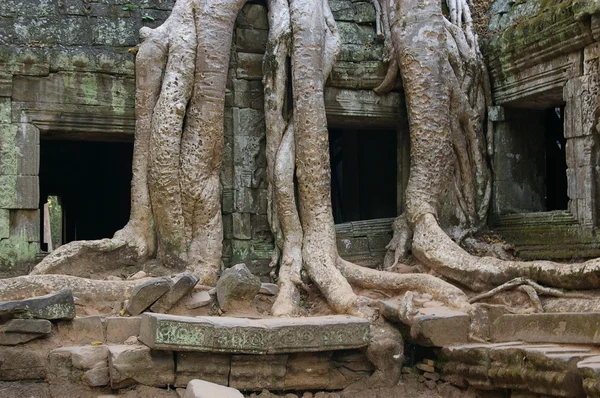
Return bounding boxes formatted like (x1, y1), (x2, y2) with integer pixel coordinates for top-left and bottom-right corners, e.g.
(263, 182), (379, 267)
(0, 0), (403, 276)
(485, 0), (600, 259)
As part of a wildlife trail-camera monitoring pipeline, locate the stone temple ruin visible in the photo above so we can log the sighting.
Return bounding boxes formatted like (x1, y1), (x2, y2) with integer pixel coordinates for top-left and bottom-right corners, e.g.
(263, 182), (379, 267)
(3, 0), (600, 397)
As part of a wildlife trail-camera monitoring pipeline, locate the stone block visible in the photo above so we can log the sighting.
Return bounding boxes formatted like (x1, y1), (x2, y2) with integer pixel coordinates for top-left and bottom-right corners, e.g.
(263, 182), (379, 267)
(236, 4), (268, 30)
(57, 315), (104, 344)
(175, 352), (230, 387)
(0, 287), (75, 320)
(182, 291), (212, 310)
(108, 345), (175, 389)
(139, 313), (370, 354)
(105, 316), (141, 344)
(0, 346), (46, 380)
(233, 107), (265, 137)
(337, 237), (370, 256)
(488, 106), (505, 122)
(125, 277), (172, 316)
(0, 175), (38, 209)
(0, 331), (44, 345)
(184, 379), (244, 398)
(232, 212), (252, 240)
(229, 354), (287, 390)
(0, 123), (18, 176)
(0, 98), (11, 124)
(16, 123), (39, 176)
(48, 346), (109, 387)
(92, 17), (140, 46)
(236, 52), (263, 80)
(337, 22), (376, 44)
(10, 209), (40, 242)
(4, 319), (51, 334)
(235, 28), (268, 54)
(492, 313), (600, 344)
(216, 263), (261, 312)
(150, 273), (199, 313)
(232, 79), (264, 109)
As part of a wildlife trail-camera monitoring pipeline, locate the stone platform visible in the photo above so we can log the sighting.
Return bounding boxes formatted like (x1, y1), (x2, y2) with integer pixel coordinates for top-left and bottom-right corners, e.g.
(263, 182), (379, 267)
(139, 313), (370, 354)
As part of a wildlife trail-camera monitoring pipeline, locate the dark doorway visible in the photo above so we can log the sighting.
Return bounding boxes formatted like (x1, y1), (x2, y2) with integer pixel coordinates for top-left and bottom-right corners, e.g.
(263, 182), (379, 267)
(329, 128), (397, 223)
(39, 140), (133, 248)
(545, 106), (568, 210)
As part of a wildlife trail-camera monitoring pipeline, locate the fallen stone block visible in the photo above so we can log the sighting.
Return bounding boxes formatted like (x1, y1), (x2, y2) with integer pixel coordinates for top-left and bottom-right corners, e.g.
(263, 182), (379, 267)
(4, 319), (51, 334)
(492, 313), (600, 344)
(105, 316), (141, 344)
(184, 379), (243, 398)
(108, 344), (174, 389)
(216, 263), (261, 312)
(183, 290), (212, 309)
(150, 273), (199, 313)
(139, 313), (370, 354)
(0, 331), (44, 345)
(0, 287), (75, 320)
(125, 277), (173, 316)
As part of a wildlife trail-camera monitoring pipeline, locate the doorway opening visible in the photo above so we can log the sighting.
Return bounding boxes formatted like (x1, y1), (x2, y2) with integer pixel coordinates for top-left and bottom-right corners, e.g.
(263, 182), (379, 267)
(329, 128), (397, 224)
(39, 140), (133, 249)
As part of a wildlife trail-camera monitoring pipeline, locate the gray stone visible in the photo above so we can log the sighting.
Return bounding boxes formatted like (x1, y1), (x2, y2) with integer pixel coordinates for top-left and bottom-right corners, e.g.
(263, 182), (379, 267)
(139, 313), (370, 354)
(416, 363), (435, 373)
(83, 365), (110, 387)
(48, 345), (109, 387)
(150, 273), (200, 313)
(0, 346), (46, 380)
(4, 319), (51, 334)
(106, 316), (141, 344)
(184, 379), (244, 398)
(0, 287), (75, 320)
(492, 313), (600, 344)
(184, 291), (213, 309)
(125, 277), (172, 316)
(0, 331), (43, 345)
(57, 315), (104, 344)
(216, 263), (261, 312)
(108, 345), (175, 389)
(236, 52), (263, 80)
(259, 283), (279, 296)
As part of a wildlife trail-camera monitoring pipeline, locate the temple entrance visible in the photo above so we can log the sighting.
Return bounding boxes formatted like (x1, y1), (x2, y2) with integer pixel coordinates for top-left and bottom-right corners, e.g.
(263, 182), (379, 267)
(329, 128), (397, 224)
(39, 139), (133, 250)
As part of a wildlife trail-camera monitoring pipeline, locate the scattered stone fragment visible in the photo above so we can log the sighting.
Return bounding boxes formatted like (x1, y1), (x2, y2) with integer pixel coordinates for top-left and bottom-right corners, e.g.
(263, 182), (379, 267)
(0, 287), (75, 320)
(184, 290), (212, 309)
(425, 379), (437, 389)
(423, 359), (435, 367)
(124, 335), (138, 345)
(0, 331), (44, 345)
(4, 319), (52, 334)
(416, 363), (435, 373)
(259, 283), (279, 296)
(216, 264), (261, 312)
(184, 379), (243, 398)
(128, 271), (147, 280)
(423, 372), (440, 381)
(150, 273), (200, 313)
(125, 277), (173, 316)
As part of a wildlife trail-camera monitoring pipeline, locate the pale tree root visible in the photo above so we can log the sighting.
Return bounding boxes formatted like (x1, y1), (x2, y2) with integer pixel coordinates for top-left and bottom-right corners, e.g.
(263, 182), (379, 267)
(383, 214), (413, 271)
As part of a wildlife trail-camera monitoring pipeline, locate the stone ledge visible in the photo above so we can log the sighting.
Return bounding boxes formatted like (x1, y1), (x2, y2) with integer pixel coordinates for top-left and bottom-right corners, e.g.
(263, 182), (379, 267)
(139, 313), (370, 354)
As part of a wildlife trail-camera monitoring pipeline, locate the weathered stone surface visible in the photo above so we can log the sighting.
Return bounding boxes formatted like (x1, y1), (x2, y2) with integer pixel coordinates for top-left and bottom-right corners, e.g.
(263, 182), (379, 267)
(139, 314), (370, 354)
(577, 355), (600, 397)
(108, 345), (174, 389)
(4, 319), (51, 334)
(175, 352), (230, 387)
(184, 379), (243, 398)
(0, 287), (75, 320)
(0, 346), (46, 380)
(492, 313), (600, 344)
(0, 331), (43, 345)
(57, 315), (105, 344)
(236, 52), (263, 80)
(183, 290), (212, 309)
(259, 283), (279, 296)
(125, 277), (172, 316)
(150, 273), (199, 313)
(442, 342), (593, 397)
(216, 263), (261, 312)
(48, 346), (109, 387)
(106, 316), (141, 344)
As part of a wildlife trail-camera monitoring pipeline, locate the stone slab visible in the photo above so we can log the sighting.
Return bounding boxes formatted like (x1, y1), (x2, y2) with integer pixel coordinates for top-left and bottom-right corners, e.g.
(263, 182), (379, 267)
(108, 345), (174, 389)
(125, 277), (172, 316)
(4, 319), (51, 334)
(139, 313), (370, 354)
(184, 379), (243, 398)
(150, 273), (199, 313)
(492, 313), (600, 344)
(0, 287), (75, 320)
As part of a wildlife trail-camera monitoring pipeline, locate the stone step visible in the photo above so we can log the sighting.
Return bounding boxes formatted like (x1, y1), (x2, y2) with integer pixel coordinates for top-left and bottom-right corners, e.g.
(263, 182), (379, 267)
(139, 313), (370, 354)
(442, 341), (599, 397)
(492, 313), (600, 345)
